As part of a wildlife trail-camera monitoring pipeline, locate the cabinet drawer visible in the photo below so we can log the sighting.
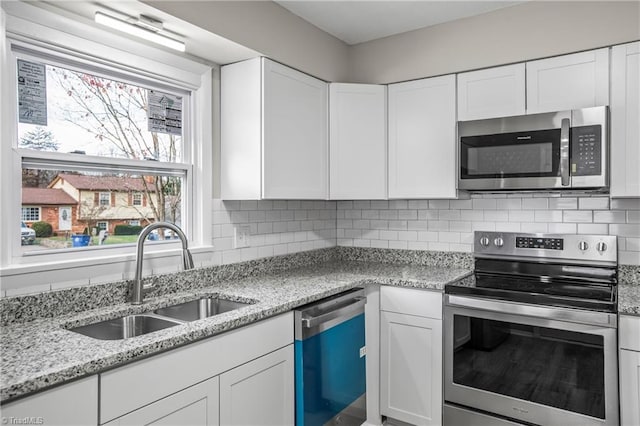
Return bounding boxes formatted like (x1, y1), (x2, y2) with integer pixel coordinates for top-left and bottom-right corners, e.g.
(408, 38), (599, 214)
(2, 376), (98, 426)
(380, 286), (442, 319)
(620, 315), (640, 351)
(100, 312), (293, 424)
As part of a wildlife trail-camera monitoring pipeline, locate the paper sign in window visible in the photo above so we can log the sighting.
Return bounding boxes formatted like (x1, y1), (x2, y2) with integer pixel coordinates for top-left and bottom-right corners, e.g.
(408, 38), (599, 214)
(17, 60), (47, 126)
(147, 90), (182, 136)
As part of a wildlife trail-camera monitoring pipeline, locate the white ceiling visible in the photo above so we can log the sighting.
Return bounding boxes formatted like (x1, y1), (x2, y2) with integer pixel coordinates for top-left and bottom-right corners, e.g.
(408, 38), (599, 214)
(275, 0), (524, 45)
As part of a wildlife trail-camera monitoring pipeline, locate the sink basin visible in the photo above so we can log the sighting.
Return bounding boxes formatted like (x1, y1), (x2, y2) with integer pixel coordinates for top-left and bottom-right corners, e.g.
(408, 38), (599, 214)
(70, 314), (181, 340)
(154, 297), (252, 322)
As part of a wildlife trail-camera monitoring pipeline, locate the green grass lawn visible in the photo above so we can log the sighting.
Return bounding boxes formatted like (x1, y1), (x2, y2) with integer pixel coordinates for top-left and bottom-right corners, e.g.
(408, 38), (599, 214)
(39, 234), (139, 246)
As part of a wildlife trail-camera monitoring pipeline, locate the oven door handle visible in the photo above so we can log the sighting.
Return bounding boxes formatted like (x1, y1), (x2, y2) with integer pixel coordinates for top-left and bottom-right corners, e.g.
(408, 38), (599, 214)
(560, 117), (571, 186)
(445, 294), (617, 328)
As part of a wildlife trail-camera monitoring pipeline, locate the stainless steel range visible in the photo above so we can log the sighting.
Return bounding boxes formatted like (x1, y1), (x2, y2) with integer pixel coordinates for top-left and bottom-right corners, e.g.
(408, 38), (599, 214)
(443, 231), (618, 426)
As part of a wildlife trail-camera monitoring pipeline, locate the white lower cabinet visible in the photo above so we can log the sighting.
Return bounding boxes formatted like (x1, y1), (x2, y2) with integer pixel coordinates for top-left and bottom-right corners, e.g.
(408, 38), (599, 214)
(220, 345), (294, 425)
(104, 376), (220, 426)
(620, 315), (640, 426)
(100, 312), (293, 425)
(1, 376), (98, 426)
(620, 350), (640, 426)
(380, 286), (443, 426)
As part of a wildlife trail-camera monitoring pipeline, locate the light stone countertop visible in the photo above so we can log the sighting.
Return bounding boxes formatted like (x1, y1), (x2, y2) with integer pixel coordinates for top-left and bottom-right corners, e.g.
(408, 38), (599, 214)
(2, 250), (638, 404)
(0, 260), (471, 403)
(619, 264), (640, 316)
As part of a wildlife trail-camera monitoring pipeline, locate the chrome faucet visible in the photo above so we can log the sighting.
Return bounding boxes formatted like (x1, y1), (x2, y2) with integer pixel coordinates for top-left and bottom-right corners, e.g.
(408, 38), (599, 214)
(131, 222), (194, 305)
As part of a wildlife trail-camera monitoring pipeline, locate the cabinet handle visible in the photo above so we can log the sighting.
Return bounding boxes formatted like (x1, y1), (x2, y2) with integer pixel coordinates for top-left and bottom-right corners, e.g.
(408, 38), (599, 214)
(301, 297), (366, 328)
(560, 117), (570, 186)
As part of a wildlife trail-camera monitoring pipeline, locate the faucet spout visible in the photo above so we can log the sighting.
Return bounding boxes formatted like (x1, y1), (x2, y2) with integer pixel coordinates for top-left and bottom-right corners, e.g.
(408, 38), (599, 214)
(131, 222), (194, 305)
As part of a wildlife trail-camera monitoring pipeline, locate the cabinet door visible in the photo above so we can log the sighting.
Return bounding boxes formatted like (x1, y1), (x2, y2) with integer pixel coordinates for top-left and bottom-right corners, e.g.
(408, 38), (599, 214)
(620, 349), (640, 426)
(388, 75), (457, 199)
(104, 376), (219, 426)
(330, 83), (387, 200)
(219, 345), (294, 425)
(611, 42), (640, 198)
(1, 376), (98, 426)
(263, 59), (328, 199)
(457, 63), (526, 120)
(380, 311), (442, 426)
(526, 48), (609, 114)
(221, 58), (262, 200)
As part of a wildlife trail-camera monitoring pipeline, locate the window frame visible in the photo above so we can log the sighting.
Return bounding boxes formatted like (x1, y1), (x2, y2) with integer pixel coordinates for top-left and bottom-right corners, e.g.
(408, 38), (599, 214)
(132, 193), (143, 207)
(0, 3), (215, 292)
(98, 192), (111, 207)
(21, 206), (41, 222)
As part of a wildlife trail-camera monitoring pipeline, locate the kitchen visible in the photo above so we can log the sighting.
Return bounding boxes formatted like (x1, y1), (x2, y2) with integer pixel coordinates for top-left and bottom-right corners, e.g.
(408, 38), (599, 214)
(1, 1), (639, 425)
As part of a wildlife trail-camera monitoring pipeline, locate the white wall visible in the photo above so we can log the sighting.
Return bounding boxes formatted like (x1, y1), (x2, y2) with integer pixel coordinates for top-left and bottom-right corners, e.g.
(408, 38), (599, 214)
(336, 195), (640, 265)
(349, 1), (640, 83)
(143, 0), (351, 82)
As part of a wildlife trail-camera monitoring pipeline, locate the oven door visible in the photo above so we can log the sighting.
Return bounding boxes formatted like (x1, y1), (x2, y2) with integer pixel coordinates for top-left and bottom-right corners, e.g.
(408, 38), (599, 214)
(444, 295), (618, 426)
(458, 110), (570, 190)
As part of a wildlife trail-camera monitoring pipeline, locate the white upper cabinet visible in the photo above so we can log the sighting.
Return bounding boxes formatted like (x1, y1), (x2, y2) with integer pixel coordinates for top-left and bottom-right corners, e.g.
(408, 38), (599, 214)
(329, 83), (387, 200)
(526, 48), (610, 114)
(221, 58), (328, 200)
(388, 75), (457, 199)
(263, 60), (329, 199)
(610, 41), (640, 198)
(457, 63), (526, 121)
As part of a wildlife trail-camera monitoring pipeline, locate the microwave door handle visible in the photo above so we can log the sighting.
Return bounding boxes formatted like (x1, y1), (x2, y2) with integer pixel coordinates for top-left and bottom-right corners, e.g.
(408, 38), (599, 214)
(560, 118), (570, 186)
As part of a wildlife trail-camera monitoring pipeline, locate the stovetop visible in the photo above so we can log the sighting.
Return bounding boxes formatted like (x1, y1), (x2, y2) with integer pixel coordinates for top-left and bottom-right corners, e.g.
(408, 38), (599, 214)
(446, 231), (618, 313)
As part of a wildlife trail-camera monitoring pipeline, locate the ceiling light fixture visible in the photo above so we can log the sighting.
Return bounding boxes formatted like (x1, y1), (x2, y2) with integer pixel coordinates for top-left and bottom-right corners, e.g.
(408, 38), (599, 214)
(95, 12), (185, 52)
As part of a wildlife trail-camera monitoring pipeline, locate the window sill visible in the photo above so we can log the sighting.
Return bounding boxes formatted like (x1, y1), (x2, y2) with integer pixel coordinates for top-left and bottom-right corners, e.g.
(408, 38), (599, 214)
(0, 244), (215, 295)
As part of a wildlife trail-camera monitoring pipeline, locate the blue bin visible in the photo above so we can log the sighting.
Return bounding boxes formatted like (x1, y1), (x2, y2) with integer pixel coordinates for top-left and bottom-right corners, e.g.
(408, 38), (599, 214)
(71, 235), (91, 247)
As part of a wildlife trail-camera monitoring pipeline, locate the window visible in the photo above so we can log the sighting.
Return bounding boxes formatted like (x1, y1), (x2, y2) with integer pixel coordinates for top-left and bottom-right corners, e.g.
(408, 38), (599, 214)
(129, 220), (140, 226)
(96, 222), (108, 231)
(15, 52), (190, 254)
(99, 192), (111, 207)
(1, 4), (213, 291)
(21, 207), (40, 222)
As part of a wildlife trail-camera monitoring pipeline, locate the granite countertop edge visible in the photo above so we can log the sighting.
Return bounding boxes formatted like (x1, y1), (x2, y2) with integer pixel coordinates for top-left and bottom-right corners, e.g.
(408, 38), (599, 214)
(0, 262), (471, 403)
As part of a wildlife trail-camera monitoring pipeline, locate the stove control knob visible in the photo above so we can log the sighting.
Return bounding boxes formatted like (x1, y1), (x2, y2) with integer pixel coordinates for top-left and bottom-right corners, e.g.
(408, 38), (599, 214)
(494, 237), (504, 248)
(479, 236), (490, 247)
(596, 242), (608, 253)
(578, 241), (589, 251)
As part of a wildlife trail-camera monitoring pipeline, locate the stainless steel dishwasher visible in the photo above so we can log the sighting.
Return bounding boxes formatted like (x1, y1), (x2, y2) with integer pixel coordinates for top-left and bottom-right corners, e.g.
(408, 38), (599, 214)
(294, 288), (367, 426)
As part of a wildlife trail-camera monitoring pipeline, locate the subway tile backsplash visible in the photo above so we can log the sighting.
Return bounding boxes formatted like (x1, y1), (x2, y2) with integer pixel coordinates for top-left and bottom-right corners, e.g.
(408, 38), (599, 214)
(336, 195), (640, 265)
(212, 199), (337, 265)
(217, 193), (640, 265)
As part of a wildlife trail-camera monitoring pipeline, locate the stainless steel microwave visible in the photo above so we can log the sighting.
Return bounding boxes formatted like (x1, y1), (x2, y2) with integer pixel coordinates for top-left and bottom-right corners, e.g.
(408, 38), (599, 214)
(458, 106), (608, 191)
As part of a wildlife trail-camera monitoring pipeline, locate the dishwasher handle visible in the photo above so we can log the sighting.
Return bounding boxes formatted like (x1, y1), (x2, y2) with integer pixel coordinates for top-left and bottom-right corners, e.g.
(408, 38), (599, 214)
(301, 296), (366, 329)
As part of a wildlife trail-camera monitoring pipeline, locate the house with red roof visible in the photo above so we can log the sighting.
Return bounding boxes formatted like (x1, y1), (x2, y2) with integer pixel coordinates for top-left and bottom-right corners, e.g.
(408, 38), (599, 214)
(21, 173), (158, 235)
(21, 188), (79, 235)
(47, 173), (158, 234)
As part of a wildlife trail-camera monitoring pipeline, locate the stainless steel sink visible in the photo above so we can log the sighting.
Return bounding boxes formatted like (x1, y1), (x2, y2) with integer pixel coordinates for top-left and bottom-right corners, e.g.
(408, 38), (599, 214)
(153, 297), (252, 322)
(70, 314), (182, 340)
(68, 297), (253, 340)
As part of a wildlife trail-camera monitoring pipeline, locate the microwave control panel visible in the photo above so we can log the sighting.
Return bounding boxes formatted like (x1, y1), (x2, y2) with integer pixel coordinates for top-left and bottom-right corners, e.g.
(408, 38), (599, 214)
(571, 125), (601, 176)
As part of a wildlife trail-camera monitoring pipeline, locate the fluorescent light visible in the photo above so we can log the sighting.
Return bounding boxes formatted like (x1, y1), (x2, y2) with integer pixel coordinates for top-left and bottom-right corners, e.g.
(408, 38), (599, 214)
(95, 12), (185, 52)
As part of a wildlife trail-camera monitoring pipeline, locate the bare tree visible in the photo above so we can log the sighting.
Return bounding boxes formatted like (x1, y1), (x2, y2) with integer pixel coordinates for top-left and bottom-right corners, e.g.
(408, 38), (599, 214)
(20, 127), (59, 188)
(50, 68), (181, 230)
